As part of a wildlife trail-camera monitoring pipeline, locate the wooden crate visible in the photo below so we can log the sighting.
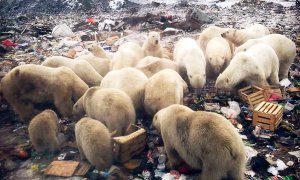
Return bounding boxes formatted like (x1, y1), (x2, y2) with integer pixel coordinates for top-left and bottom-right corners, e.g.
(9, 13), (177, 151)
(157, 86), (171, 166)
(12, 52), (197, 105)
(113, 124), (147, 163)
(253, 101), (283, 131)
(238, 85), (265, 109)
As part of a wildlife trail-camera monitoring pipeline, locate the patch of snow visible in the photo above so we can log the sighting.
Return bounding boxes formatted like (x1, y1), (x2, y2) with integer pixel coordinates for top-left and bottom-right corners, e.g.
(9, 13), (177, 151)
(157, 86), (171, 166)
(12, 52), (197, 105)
(109, 0), (125, 10)
(263, 0), (296, 7)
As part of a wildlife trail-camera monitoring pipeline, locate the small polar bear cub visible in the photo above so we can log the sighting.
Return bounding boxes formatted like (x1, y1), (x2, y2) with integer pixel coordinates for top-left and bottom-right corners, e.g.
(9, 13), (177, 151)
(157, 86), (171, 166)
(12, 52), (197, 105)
(28, 110), (60, 153)
(174, 38), (206, 89)
(142, 31), (163, 58)
(216, 43), (280, 92)
(221, 24), (270, 46)
(234, 34), (296, 80)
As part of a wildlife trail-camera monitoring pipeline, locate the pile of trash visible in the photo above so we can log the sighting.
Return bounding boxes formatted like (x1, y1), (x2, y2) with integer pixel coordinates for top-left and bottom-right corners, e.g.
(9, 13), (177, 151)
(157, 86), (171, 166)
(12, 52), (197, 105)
(0, 0), (300, 179)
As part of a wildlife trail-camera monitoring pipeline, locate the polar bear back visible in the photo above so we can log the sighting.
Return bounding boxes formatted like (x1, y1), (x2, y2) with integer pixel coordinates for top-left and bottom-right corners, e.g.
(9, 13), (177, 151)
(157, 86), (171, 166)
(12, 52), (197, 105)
(144, 69), (187, 115)
(111, 42), (144, 70)
(100, 67), (148, 111)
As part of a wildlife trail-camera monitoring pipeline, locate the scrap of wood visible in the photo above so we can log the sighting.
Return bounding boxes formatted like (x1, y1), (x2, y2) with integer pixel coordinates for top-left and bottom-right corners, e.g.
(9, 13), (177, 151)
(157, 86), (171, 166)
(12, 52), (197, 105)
(44, 160), (79, 177)
(73, 162), (91, 176)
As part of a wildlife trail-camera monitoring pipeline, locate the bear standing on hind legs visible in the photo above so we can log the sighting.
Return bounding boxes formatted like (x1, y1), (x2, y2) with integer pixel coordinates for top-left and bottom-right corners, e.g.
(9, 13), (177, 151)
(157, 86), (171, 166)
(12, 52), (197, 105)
(152, 104), (246, 180)
(142, 31), (163, 58)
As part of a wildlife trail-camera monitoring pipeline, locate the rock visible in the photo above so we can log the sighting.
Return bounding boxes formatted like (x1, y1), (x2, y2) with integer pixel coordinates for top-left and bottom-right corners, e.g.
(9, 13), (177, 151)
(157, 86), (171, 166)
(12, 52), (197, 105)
(186, 8), (212, 24)
(4, 159), (18, 171)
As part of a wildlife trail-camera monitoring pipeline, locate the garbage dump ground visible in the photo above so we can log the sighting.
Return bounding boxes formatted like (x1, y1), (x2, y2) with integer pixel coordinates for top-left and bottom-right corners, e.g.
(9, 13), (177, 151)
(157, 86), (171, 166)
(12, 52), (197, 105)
(0, 0), (299, 179)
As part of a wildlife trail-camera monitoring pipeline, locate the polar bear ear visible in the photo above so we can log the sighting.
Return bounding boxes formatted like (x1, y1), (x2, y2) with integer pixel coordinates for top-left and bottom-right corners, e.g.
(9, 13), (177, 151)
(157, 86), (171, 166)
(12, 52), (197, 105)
(226, 77), (230, 83)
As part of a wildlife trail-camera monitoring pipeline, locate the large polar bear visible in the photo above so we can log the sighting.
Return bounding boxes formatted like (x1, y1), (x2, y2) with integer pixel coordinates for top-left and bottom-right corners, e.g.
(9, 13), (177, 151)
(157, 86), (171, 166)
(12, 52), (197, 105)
(100, 67), (148, 112)
(221, 24), (270, 46)
(42, 56), (103, 87)
(216, 43), (280, 92)
(197, 26), (230, 53)
(75, 117), (112, 171)
(205, 37), (232, 79)
(28, 110), (60, 153)
(73, 87), (136, 136)
(136, 56), (179, 77)
(152, 104), (246, 180)
(142, 31), (163, 58)
(234, 34), (296, 79)
(110, 42), (144, 70)
(144, 69), (188, 116)
(174, 38), (206, 89)
(1, 64), (88, 122)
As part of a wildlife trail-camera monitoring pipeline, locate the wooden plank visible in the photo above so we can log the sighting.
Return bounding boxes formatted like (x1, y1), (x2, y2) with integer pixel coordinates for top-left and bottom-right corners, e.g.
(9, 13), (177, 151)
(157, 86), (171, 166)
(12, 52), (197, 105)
(255, 102), (266, 111)
(260, 102), (270, 112)
(264, 103), (274, 113)
(252, 98), (265, 106)
(249, 94), (264, 101)
(272, 106), (282, 115)
(267, 105), (277, 114)
(256, 118), (272, 124)
(256, 122), (270, 130)
(257, 112), (271, 118)
(249, 91), (263, 98)
(44, 161), (79, 177)
(73, 162), (91, 176)
(253, 85), (264, 91)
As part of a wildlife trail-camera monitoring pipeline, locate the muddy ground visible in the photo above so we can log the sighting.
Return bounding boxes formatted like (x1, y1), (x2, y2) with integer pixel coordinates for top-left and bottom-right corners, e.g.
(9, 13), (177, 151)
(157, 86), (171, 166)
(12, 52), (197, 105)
(0, 0), (299, 179)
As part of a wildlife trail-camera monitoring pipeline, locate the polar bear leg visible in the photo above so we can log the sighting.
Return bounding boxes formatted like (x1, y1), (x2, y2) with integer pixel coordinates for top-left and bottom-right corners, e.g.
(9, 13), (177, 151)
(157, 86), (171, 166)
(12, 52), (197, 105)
(269, 71), (280, 85)
(279, 63), (290, 80)
(164, 142), (181, 169)
(54, 92), (73, 117)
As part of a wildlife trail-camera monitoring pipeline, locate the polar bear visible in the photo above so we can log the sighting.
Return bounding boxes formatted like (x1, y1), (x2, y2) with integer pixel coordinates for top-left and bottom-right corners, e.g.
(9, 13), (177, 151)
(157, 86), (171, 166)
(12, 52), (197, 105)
(144, 69), (188, 116)
(152, 104), (246, 180)
(174, 38), (206, 89)
(205, 37), (232, 79)
(136, 56), (179, 77)
(234, 34), (296, 80)
(215, 43), (280, 92)
(42, 56), (103, 87)
(110, 42), (144, 70)
(221, 24), (270, 46)
(1, 64), (88, 122)
(75, 117), (112, 171)
(73, 87), (136, 136)
(100, 67), (148, 112)
(28, 110), (60, 153)
(142, 31), (163, 58)
(76, 56), (110, 77)
(197, 26), (230, 53)
(87, 43), (110, 60)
